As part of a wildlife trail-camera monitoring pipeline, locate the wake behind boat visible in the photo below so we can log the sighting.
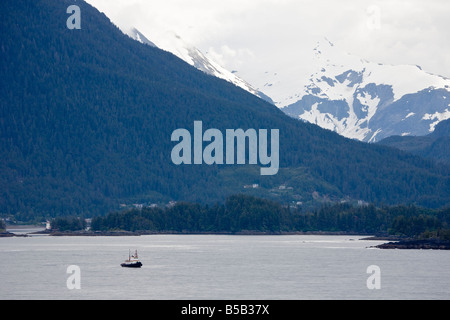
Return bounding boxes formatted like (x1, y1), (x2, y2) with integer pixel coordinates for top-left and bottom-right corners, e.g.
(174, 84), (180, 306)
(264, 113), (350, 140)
(121, 249), (143, 268)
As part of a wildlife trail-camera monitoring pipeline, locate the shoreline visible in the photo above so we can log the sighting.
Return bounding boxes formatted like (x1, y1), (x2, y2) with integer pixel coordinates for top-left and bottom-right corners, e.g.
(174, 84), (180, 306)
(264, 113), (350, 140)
(34, 230), (375, 237)
(4, 229), (450, 250)
(0, 231), (29, 238)
(373, 239), (450, 250)
(7, 228), (377, 238)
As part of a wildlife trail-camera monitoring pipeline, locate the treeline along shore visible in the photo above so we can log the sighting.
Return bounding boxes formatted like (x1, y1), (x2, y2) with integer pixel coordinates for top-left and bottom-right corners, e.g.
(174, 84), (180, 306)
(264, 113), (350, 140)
(45, 195), (450, 249)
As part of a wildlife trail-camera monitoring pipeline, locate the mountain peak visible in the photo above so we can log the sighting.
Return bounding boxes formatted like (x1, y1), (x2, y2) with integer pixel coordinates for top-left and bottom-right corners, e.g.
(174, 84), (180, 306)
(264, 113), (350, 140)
(126, 27), (157, 48)
(125, 28), (273, 104)
(281, 40), (450, 142)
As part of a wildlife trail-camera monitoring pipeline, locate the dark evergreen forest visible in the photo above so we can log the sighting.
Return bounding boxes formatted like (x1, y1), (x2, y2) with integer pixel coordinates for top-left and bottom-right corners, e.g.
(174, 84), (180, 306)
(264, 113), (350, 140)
(50, 194), (449, 240)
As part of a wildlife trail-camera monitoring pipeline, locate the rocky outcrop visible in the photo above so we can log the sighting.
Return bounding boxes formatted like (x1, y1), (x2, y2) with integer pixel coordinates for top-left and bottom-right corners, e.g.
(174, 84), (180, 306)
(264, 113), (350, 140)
(376, 239), (450, 250)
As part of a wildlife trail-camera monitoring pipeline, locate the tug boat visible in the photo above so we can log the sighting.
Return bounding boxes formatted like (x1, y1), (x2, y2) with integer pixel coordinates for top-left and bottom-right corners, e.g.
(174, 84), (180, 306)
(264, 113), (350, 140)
(121, 249), (143, 268)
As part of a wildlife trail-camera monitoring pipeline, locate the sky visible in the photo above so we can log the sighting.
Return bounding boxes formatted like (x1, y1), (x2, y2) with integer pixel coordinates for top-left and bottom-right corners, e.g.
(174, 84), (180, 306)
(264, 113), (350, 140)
(85, 0), (450, 88)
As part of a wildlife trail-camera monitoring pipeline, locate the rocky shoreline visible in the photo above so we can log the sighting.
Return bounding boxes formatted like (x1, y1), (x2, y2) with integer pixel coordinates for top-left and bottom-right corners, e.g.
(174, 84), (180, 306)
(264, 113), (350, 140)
(374, 239), (450, 250)
(362, 235), (450, 250)
(0, 231), (28, 237)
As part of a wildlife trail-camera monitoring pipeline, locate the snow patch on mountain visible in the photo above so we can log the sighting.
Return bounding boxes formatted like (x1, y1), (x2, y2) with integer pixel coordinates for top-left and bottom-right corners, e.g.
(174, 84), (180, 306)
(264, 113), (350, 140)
(423, 108), (450, 132)
(281, 39), (450, 142)
(129, 28), (157, 48)
(125, 28), (273, 104)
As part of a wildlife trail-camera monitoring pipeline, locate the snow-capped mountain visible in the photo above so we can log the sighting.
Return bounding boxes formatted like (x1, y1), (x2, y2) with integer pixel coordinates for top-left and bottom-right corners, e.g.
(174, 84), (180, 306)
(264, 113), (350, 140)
(125, 28), (273, 104)
(126, 29), (450, 143)
(281, 39), (450, 142)
(129, 28), (157, 48)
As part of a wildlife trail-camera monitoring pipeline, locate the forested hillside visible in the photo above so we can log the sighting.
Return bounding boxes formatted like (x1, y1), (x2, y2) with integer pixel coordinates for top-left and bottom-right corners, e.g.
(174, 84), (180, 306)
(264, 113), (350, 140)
(379, 119), (450, 164)
(1, 0), (449, 220)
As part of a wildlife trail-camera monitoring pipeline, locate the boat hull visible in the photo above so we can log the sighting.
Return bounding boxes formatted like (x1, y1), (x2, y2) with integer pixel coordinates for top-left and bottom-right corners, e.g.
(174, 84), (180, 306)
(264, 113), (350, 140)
(121, 262), (143, 268)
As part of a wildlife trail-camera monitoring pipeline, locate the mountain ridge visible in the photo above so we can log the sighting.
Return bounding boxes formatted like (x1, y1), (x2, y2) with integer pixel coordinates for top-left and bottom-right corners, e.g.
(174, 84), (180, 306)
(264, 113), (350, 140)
(125, 27), (274, 104)
(122, 28), (450, 144)
(378, 119), (450, 164)
(276, 39), (450, 142)
(1, 0), (449, 220)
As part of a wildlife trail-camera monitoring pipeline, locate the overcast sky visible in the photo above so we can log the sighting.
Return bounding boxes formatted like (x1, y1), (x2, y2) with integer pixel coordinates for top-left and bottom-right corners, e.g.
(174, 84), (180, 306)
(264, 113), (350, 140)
(86, 0), (450, 84)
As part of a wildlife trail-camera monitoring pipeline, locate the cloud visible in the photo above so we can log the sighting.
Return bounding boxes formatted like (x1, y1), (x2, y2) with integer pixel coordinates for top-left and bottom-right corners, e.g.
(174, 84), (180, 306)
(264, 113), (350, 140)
(86, 0), (450, 81)
(207, 45), (255, 71)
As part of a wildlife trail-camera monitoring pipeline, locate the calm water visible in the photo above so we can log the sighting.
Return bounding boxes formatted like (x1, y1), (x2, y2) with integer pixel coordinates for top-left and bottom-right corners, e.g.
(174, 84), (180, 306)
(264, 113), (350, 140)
(1, 231), (449, 300)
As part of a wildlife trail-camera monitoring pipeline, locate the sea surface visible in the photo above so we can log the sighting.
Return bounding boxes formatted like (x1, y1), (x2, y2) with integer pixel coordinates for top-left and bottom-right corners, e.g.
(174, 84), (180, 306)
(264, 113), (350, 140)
(1, 228), (450, 300)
